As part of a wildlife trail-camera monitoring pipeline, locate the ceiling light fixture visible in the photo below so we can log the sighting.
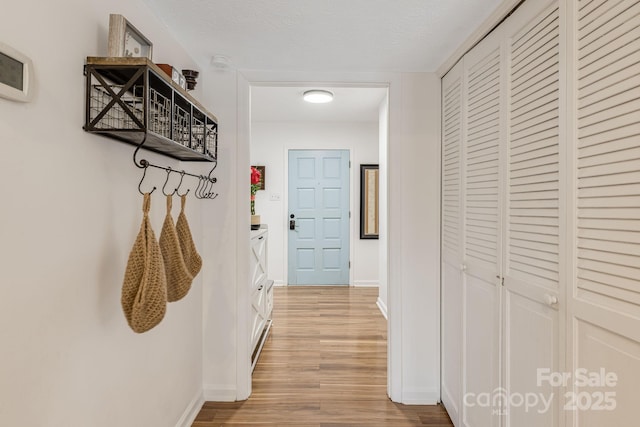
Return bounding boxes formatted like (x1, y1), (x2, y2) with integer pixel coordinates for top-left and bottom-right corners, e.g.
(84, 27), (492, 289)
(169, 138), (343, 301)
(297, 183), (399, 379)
(303, 90), (334, 103)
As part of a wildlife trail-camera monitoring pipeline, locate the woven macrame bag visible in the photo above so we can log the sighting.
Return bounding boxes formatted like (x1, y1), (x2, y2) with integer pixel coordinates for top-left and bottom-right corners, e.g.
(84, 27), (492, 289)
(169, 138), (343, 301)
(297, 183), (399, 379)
(159, 195), (193, 302)
(121, 193), (168, 333)
(176, 194), (202, 278)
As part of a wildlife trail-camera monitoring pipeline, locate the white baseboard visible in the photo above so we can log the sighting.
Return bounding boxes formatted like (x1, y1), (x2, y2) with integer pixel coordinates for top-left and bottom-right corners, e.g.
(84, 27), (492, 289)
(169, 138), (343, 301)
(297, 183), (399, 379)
(353, 280), (379, 287)
(376, 297), (388, 320)
(273, 280), (286, 287)
(441, 387), (459, 427)
(402, 387), (440, 405)
(175, 389), (204, 427)
(203, 384), (237, 402)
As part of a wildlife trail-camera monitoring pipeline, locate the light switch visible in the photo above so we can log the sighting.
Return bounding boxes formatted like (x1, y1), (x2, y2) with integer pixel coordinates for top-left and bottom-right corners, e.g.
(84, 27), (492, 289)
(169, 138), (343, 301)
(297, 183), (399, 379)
(269, 193), (281, 201)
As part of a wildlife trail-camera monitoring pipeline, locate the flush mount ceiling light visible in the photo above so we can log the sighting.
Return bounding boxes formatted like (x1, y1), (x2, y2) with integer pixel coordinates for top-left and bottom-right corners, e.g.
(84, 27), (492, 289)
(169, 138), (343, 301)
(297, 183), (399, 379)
(303, 90), (334, 103)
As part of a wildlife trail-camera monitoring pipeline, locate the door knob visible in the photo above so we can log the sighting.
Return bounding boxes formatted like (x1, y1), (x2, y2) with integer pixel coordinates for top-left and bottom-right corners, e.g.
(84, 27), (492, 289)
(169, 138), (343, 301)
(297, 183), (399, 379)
(543, 294), (558, 307)
(289, 219), (296, 230)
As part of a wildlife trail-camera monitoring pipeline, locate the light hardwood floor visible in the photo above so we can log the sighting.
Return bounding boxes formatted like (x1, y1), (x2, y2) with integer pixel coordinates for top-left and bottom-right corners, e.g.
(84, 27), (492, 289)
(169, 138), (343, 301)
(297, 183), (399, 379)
(193, 286), (453, 426)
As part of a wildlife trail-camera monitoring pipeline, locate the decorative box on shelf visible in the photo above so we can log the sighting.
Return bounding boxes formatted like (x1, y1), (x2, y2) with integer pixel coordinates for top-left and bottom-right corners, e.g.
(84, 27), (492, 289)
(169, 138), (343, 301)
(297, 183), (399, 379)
(83, 57), (217, 162)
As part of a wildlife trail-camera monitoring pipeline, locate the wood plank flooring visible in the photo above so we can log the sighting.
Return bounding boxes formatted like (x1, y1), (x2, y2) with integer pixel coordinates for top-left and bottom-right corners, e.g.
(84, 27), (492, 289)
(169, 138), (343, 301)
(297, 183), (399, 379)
(193, 286), (453, 426)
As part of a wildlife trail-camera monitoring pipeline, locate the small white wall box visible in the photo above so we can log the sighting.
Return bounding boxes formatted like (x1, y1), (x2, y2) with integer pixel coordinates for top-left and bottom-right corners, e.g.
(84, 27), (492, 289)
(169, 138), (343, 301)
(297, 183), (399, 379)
(0, 41), (34, 102)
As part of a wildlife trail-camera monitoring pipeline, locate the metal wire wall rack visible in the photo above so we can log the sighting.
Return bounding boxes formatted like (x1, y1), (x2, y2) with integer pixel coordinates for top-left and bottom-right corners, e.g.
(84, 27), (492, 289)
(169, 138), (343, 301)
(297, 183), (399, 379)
(83, 57), (219, 198)
(84, 57), (218, 161)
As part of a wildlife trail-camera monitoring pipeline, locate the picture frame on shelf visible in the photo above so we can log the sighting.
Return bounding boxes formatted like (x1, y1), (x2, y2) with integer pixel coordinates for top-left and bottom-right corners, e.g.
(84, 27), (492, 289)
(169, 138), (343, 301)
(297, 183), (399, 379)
(107, 14), (153, 60)
(360, 164), (379, 239)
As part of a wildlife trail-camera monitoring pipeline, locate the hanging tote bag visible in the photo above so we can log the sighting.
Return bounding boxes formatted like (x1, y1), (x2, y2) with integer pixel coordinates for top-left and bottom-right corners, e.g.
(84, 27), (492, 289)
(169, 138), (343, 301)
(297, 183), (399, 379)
(176, 194), (202, 278)
(121, 193), (168, 333)
(159, 195), (193, 302)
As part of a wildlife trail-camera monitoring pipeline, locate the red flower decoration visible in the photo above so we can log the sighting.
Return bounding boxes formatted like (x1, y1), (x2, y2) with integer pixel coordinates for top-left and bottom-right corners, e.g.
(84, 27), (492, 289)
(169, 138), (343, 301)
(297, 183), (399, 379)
(251, 167), (261, 185)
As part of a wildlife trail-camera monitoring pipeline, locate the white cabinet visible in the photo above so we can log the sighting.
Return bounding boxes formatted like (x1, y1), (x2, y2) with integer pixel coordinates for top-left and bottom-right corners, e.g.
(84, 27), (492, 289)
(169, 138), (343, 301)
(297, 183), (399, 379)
(250, 228), (273, 370)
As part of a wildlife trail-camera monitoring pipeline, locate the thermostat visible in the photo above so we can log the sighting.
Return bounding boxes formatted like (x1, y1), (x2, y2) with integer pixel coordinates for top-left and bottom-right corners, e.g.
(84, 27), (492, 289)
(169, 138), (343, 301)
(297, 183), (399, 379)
(0, 41), (34, 102)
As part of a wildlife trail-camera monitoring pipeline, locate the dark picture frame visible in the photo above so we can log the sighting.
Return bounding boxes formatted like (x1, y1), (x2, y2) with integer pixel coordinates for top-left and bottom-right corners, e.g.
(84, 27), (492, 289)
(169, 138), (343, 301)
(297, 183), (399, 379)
(360, 164), (379, 239)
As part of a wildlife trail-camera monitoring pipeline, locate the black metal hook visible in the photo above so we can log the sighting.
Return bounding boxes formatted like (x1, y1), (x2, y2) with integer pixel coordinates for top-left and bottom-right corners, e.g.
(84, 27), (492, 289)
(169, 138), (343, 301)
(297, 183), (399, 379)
(131, 132), (218, 199)
(133, 133), (148, 168)
(176, 171), (190, 197)
(162, 167), (176, 196)
(138, 164), (156, 195)
(199, 177), (209, 198)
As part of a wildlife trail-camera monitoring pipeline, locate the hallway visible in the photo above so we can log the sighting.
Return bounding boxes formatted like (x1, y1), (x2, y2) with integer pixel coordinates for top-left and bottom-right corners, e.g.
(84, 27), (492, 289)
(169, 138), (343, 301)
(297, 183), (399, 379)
(193, 287), (453, 426)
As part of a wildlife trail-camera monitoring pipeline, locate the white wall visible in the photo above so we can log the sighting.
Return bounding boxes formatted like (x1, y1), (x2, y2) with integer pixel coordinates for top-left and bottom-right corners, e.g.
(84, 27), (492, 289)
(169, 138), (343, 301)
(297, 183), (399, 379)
(0, 1), (226, 425)
(250, 121), (380, 287)
(398, 73), (441, 403)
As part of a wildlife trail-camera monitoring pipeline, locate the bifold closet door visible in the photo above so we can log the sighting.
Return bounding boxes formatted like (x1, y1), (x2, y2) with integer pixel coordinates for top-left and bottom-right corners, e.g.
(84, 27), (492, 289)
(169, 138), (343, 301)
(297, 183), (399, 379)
(461, 26), (503, 427)
(502, 1), (563, 426)
(570, 0), (640, 425)
(441, 59), (464, 426)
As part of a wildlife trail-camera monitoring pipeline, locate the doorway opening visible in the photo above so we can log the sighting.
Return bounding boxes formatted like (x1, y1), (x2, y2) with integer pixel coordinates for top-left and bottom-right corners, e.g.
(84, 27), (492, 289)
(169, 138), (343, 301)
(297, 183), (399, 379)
(244, 83), (390, 394)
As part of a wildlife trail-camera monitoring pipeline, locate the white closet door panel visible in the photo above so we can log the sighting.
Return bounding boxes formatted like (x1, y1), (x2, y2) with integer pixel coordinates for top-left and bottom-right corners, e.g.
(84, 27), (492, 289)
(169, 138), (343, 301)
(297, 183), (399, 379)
(572, 2), (640, 425)
(503, 2), (561, 426)
(461, 22), (503, 427)
(507, 3), (561, 292)
(576, 0), (640, 314)
(442, 61), (464, 266)
(464, 44), (502, 275)
(462, 275), (500, 427)
(442, 262), (463, 425)
(441, 59), (464, 427)
(574, 320), (640, 427)
(504, 292), (559, 427)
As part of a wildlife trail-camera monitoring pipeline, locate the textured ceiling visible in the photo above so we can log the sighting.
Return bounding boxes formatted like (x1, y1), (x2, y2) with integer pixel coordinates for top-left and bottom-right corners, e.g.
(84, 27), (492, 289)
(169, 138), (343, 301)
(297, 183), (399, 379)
(144, 0), (503, 72)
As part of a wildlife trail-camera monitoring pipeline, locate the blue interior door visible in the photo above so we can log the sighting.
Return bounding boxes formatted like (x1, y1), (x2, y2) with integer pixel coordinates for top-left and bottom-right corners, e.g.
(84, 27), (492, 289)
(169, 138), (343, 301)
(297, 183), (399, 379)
(288, 150), (350, 285)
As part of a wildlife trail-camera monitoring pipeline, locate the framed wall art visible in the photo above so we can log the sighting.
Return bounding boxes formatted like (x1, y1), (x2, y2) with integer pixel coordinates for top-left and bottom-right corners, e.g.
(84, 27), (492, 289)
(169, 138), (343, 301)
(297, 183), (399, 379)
(107, 14), (153, 59)
(360, 164), (379, 239)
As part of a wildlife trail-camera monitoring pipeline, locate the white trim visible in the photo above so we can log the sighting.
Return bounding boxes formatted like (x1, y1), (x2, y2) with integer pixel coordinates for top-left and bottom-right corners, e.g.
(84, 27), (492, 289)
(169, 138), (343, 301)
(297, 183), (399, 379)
(436, 0), (522, 78)
(401, 387), (440, 405)
(273, 280), (286, 287)
(440, 385), (459, 427)
(376, 296), (388, 320)
(174, 390), (204, 427)
(203, 384), (237, 402)
(354, 280), (379, 287)
(236, 71), (252, 401)
(237, 69), (400, 403)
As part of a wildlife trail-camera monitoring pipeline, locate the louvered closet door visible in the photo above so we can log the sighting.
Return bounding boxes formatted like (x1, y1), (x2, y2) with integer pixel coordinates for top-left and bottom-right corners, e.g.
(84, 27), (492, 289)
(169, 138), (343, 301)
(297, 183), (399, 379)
(461, 26), (503, 427)
(571, 0), (640, 425)
(503, 1), (562, 426)
(441, 59), (464, 427)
